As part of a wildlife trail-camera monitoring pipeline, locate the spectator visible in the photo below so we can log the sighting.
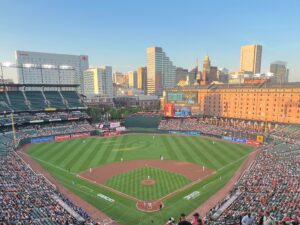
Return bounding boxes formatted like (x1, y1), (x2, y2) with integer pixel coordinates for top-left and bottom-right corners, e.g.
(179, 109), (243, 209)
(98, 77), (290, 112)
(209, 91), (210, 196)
(178, 213), (192, 225)
(192, 212), (203, 225)
(242, 212), (255, 225)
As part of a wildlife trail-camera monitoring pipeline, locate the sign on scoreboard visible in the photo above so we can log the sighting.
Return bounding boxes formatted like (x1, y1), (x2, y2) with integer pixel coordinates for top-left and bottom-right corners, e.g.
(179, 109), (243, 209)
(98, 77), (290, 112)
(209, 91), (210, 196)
(167, 91), (198, 104)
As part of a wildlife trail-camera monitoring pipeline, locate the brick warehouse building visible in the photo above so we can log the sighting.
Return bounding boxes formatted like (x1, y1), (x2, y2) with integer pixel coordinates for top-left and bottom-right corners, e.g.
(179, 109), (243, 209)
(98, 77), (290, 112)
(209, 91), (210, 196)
(162, 82), (300, 124)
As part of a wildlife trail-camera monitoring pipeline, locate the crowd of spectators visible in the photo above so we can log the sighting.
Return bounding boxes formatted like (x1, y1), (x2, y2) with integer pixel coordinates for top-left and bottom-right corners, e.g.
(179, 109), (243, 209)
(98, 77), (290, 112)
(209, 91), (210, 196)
(158, 120), (299, 225)
(0, 111), (89, 127)
(270, 125), (300, 145)
(0, 121), (95, 147)
(201, 143), (300, 225)
(1, 114), (299, 225)
(0, 151), (103, 225)
(159, 118), (265, 139)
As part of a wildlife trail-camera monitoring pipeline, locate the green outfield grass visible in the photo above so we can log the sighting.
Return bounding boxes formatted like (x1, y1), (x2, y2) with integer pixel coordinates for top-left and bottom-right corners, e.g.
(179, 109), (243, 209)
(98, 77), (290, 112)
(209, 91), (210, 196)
(105, 166), (190, 200)
(25, 134), (253, 225)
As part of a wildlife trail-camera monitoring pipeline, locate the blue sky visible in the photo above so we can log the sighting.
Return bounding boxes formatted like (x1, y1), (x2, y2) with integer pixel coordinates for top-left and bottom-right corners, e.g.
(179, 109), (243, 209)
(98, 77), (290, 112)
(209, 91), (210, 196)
(0, 0), (299, 81)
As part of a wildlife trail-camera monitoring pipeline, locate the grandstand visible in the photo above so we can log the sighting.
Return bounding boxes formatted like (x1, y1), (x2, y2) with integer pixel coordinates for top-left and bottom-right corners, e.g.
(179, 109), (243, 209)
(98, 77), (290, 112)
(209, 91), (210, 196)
(1, 83), (299, 225)
(0, 83), (115, 225)
(0, 84), (86, 113)
(0, 92), (11, 112)
(26, 91), (47, 110)
(61, 91), (85, 108)
(205, 143), (300, 225)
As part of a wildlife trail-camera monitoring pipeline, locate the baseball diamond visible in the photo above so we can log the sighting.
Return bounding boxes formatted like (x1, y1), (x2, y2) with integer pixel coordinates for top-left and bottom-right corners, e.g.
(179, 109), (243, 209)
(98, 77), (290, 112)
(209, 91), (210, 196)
(23, 133), (253, 225)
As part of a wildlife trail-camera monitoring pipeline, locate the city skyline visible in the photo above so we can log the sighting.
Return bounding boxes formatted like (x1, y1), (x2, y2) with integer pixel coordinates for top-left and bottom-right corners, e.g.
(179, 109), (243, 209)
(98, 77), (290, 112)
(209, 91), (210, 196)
(0, 0), (299, 82)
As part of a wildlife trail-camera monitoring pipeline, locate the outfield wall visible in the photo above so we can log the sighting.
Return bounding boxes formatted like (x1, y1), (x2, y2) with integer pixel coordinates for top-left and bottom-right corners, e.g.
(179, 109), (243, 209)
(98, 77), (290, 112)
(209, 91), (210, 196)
(123, 129), (260, 147)
(17, 132), (93, 149)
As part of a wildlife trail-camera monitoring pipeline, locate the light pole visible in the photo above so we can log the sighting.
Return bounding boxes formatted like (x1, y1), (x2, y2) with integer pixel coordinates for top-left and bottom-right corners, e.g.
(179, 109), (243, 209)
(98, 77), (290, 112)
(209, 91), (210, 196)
(41, 64), (58, 84)
(1, 62), (35, 84)
(0, 62), (74, 85)
(1, 62), (19, 83)
(23, 63), (36, 83)
(59, 65), (74, 85)
(0, 63), (4, 83)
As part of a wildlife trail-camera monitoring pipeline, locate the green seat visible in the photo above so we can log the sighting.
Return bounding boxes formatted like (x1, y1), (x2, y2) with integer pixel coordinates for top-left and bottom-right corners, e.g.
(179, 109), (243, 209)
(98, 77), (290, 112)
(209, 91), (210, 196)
(61, 91), (85, 109)
(44, 91), (66, 109)
(7, 91), (29, 112)
(26, 91), (47, 111)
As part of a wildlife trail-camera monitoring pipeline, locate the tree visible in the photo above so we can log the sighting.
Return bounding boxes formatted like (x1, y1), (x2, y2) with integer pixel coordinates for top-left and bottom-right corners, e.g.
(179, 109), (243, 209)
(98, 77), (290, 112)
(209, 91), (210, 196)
(86, 107), (103, 123)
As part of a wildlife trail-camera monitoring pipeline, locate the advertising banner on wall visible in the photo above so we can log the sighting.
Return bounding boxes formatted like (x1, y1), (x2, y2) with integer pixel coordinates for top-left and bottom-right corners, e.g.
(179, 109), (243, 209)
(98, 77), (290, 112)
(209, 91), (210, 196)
(174, 106), (192, 117)
(31, 136), (54, 143)
(71, 132), (90, 138)
(232, 137), (247, 144)
(29, 120), (44, 123)
(223, 136), (260, 146)
(164, 103), (175, 117)
(55, 135), (71, 141)
(246, 139), (260, 147)
(222, 136), (233, 141)
(169, 131), (202, 135)
(256, 135), (264, 143)
(110, 122), (120, 128)
(103, 131), (121, 137)
(116, 126), (126, 131)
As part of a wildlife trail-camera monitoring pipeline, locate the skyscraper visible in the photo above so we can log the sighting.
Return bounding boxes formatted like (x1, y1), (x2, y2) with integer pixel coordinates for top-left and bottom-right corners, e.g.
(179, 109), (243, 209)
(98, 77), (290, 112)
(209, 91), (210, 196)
(128, 71), (138, 88)
(15, 50), (89, 93)
(200, 55), (218, 85)
(137, 67), (147, 93)
(270, 61), (289, 84)
(113, 72), (128, 87)
(146, 47), (176, 96)
(240, 44), (262, 73)
(83, 66), (113, 99)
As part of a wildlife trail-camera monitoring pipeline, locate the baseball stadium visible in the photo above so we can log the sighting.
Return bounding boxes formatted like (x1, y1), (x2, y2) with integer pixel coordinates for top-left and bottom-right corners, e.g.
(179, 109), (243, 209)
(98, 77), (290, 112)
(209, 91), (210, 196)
(0, 83), (299, 225)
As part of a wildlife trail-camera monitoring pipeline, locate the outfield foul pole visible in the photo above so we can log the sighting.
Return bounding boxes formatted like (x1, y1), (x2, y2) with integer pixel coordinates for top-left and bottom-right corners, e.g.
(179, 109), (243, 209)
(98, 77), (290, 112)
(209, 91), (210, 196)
(11, 113), (17, 147)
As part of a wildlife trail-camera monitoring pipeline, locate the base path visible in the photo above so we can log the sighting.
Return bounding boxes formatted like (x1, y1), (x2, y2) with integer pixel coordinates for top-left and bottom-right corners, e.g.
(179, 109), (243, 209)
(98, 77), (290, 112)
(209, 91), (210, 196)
(188, 149), (259, 217)
(80, 159), (214, 184)
(17, 145), (118, 225)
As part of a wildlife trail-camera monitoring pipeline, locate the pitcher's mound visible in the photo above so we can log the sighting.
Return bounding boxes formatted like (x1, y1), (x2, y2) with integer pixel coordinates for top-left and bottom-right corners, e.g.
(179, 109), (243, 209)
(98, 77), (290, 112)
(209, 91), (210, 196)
(141, 179), (156, 186)
(136, 200), (163, 212)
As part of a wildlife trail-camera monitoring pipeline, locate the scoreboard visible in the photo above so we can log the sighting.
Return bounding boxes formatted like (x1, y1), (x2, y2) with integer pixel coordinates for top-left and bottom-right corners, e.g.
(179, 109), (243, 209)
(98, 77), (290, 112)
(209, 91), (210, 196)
(167, 91), (198, 104)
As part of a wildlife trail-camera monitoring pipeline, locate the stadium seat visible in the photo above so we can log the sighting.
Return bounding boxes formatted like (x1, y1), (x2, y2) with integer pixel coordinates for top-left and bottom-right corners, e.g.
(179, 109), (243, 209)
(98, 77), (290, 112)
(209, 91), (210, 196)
(7, 91), (29, 112)
(60, 91), (85, 109)
(25, 91), (47, 111)
(44, 91), (66, 109)
(0, 92), (11, 112)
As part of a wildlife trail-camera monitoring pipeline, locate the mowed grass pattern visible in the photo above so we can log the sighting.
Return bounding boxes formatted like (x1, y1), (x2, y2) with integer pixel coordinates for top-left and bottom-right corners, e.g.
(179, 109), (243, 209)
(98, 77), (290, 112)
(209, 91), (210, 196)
(105, 166), (190, 200)
(27, 134), (250, 172)
(26, 134), (253, 225)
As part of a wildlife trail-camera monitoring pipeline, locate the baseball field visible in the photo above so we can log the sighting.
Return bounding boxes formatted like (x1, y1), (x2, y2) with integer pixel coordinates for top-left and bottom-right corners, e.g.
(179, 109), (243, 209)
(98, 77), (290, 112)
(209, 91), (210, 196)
(24, 134), (253, 225)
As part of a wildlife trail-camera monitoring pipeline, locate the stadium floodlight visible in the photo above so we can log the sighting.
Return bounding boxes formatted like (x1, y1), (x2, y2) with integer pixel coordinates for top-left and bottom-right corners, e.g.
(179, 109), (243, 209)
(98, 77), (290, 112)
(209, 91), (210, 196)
(266, 72), (274, 77)
(42, 64), (57, 69)
(1, 62), (16, 67)
(23, 63), (36, 68)
(59, 65), (73, 70)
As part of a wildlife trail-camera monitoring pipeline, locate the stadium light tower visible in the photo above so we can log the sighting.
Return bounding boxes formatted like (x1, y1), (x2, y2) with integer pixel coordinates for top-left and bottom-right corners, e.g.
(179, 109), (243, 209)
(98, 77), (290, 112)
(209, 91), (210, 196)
(0, 63), (3, 83)
(58, 65), (74, 85)
(0, 62), (74, 85)
(0, 62), (30, 83)
(0, 62), (19, 83)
